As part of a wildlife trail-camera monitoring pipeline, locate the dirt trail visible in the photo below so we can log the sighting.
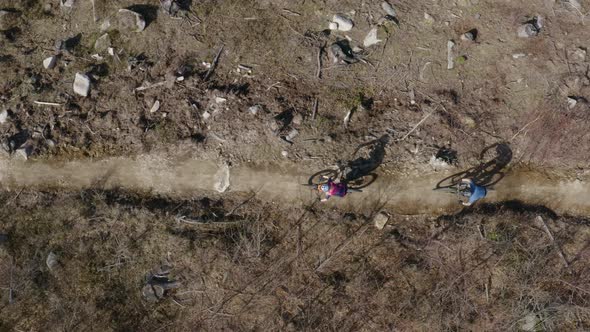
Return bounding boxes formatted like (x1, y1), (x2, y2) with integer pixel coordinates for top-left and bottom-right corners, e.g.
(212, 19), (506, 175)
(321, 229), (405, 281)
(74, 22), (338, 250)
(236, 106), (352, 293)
(0, 154), (588, 216)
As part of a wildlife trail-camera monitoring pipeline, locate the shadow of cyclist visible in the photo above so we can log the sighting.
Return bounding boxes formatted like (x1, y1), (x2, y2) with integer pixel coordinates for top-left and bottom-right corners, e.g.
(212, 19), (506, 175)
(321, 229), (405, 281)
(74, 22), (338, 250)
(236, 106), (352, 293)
(341, 135), (390, 184)
(434, 142), (512, 189)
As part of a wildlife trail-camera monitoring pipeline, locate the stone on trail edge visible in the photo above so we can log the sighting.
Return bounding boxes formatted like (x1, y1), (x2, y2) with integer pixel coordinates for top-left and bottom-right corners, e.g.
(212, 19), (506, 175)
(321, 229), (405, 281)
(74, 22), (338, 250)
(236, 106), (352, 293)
(214, 164), (230, 192)
(373, 212), (390, 230)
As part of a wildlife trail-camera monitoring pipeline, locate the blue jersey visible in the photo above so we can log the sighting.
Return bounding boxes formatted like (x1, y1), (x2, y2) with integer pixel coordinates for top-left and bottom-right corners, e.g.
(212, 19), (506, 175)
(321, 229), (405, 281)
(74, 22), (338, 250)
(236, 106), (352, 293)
(468, 181), (487, 205)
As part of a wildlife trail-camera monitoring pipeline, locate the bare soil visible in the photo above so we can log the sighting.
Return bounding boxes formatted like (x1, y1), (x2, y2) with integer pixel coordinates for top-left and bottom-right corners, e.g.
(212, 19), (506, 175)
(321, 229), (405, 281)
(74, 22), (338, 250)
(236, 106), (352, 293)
(0, 0), (589, 330)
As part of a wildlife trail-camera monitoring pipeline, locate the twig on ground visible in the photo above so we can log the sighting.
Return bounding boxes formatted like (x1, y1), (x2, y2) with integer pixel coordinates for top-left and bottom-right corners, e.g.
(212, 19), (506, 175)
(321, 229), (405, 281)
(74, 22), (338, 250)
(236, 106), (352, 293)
(536, 216), (569, 268)
(316, 45), (323, 79)
(204, 45), (224, 81)
(400, 106), (438, 141)
(312, 98), (318, 120)
(225, 191), (258, 217)
(34, 101), (62, 106)
(510, 115), (541, 141)
(135, 81), (166, 91)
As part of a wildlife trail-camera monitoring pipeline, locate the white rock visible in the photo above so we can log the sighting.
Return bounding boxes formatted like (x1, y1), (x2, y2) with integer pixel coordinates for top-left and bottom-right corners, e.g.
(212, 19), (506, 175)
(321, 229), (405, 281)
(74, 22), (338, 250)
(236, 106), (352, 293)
(424, 12), (434, 23)
(46, 252), (59, 270)
(281, 150), (289, 157)
(108, 47), (115, 56)
(248, 105), (261, 115)
(215, 97), (227, 104)
(363, 27), (382, 47)
(328, 22), (338, 30)
(73, 73), (90, 97)
(117, 9), (146, 32)
(568, 97), (577, 109)
(150, 100), (160, 113)
(447, 40), (455, 69)
(202, 111), (211, 120)
(332, 14), (353, 31)
(0, 10), (19, 30)
(517, 24), (537, 38)
(60, 0), (75, 8)
(14, 148), (28, 160)
(213, 164), (230, 192)
(94, 33), (111, 52)
(381, 1), (396, 17)
(429, 155), (450, 170)
(374, 212), (390, 230)
(0, 110), (7, 124)
(286, 128), (299, 142)
(100, 19), (111, 32)
(43, 56), (57, 69)
(512, 53), (526, 59)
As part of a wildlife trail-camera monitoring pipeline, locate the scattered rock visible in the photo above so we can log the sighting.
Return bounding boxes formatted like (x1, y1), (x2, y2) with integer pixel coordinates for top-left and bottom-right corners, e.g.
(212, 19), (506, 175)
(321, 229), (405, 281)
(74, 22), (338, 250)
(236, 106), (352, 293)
(248, 104), (262, 115)
(281, 150), (289, 157)
(512, 53), (526, 59)
(285, 128), (299, 142)
(429, 155), (450, 170)
(202, 110), (211, 120)
(374, 212), (390, 229)
(117, 9), (146, 32)
(45, 139), (56, 148)
(0, 110), (8, 124)
(142, 284), (165, 302)
(461, 29), (477, 41)
(0, 10), (19, 31)
(43, 56), (57, 69)
(381, 1), (396, 17)
(161, 0), (180, 16)
(363, 27), (382, 47)
(14, 147), (29, 160)
(447, 40), (455, 69)
(73, 73), (90, 97)
(292, 113), (303, 126)
(520, 312), (540, 331)
(60, 0), (75, 8)
(424, 12), (434, 23)
(330, 42), (356, 64)
(46, 251), (58, 270)
(567, 96), (577, 109)
(213, 163), (230, 193)
(331, 14), (354, 31)
(328, 22), (338, 30)
(517, 16), (542, 38)
(100, 19), (111, 32)
(571, 47), (587, 61)
(149, 100), (160, 113)
(94, 33), (111, 52)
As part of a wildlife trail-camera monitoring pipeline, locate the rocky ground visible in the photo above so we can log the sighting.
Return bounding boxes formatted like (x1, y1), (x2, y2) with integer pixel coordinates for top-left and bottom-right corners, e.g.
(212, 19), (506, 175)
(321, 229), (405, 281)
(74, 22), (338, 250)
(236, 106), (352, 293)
(0, 0), (589, 330)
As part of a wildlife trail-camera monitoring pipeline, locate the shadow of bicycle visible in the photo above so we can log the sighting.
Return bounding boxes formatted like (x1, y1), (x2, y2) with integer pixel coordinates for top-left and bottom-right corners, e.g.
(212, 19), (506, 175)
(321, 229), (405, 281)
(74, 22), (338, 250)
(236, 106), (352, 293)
(308, 135), (389, 189)
(434, 142), (512, 189)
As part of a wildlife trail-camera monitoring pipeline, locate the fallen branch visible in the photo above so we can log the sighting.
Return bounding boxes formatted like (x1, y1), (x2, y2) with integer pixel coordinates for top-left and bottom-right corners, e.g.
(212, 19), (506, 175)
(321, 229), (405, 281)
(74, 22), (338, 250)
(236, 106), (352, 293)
(34, 101), (62, 106)
(225, 191), (257, 217)
(312, 98), (318, 120)
(400, 106), (437, 141)
(316, 45), (323, 79)
(510, 115), (541, 141)
(204, 45), (225, 81)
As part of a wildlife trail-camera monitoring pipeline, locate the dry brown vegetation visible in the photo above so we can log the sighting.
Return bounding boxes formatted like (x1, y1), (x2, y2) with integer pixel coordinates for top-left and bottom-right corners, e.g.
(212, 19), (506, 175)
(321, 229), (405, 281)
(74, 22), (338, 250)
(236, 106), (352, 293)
(0, 190), (588, 331)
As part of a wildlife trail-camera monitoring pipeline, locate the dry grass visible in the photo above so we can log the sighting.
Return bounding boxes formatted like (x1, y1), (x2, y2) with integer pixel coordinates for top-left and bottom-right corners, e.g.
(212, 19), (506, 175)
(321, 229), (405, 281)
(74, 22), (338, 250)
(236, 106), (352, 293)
(0, 190), (588, 331)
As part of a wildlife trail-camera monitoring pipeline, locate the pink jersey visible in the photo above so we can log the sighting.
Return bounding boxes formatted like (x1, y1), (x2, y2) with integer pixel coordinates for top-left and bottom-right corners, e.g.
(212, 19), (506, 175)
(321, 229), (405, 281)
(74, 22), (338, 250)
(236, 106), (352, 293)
(327, 180), (347, 197)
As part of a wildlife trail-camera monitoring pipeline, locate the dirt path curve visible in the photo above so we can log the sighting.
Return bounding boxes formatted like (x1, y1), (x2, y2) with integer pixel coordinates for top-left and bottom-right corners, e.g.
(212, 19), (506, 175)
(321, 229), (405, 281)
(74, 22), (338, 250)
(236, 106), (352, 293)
(1, 154), (588, 216)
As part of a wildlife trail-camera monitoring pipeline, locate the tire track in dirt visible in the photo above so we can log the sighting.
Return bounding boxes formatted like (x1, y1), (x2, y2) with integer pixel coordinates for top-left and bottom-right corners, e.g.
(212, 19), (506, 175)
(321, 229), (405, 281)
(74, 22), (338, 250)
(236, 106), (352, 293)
(0, 154), (588, 216)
